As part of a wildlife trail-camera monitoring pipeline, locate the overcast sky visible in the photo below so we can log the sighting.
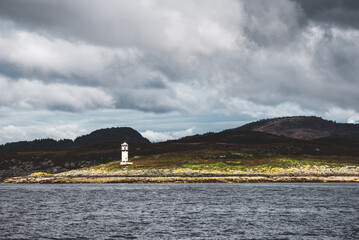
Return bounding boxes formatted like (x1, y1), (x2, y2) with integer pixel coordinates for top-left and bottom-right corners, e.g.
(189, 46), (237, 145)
(0, 0), (359, 143)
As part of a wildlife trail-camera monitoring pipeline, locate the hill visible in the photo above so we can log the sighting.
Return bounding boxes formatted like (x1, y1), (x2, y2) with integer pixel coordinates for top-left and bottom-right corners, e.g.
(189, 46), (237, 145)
(237, 116), (359, 140)
(74, 127), (150, 146)
(1, 126), (359, 179)
(0, 127), (150, 152)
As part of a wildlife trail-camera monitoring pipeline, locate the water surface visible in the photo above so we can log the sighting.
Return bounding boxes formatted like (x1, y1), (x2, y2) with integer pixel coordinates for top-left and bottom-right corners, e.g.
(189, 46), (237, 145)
(1, 183), (358, 239)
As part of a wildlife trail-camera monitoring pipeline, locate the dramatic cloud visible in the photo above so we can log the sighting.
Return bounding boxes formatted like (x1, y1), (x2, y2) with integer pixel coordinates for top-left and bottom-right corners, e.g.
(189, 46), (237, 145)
(293, 0), (359, 29)
(0, 0), (358, 143)
(0, 76), (115, 111)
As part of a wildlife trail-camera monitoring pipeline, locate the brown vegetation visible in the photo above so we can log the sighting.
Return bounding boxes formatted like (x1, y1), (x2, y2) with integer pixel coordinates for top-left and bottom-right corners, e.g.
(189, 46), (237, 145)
(238, 116), (359, 140)
(4, 176), (359, 184)
(1, 119), (359, 178)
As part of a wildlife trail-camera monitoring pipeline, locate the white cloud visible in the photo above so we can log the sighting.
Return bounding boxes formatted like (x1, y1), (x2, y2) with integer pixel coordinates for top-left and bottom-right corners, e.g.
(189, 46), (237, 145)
(0, 125), (27, 143)
(232, 100), (315, 119)
(141, 127), (195, 142)
(0, 76), (115, 111)
(324, 107), (359, 124)
(31, 125), (87, 140)
(0, 123), (87, 144)
(0, 25), (141, 81)
(347, 116), (359, 124)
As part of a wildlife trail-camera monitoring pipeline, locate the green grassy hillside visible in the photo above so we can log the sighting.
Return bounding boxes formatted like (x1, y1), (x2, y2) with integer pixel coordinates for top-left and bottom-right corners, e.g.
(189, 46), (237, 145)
(60, 148), (359, 177)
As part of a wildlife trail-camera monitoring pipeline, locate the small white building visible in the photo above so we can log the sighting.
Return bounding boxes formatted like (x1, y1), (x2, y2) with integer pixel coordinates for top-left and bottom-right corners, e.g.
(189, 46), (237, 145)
(120, 142), (133, 165)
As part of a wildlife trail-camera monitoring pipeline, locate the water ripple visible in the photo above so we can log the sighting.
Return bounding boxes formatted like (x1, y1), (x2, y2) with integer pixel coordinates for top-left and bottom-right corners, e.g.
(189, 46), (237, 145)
(1, 183), (358, 239)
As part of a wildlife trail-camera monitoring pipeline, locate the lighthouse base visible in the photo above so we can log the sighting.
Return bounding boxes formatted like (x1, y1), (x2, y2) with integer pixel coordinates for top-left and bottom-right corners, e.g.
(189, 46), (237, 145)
(120, 161), (133, 165)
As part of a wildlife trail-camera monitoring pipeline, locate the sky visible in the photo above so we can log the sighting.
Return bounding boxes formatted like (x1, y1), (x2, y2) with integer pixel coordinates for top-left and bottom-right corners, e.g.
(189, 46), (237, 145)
(0, 0), (359, 143)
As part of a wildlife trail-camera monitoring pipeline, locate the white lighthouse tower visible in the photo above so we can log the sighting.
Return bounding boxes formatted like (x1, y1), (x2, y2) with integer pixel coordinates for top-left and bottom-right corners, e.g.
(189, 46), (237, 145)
(120, 142), (132, 165)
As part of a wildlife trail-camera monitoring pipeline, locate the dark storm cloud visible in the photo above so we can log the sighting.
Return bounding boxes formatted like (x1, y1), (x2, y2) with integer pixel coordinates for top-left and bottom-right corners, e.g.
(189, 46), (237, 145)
(0, 62), (24, 80)
(0, 0), (175, 48)
(293, 0), (359, 29)
(0, 0), (358, 117)
(242, 0), (305, 47)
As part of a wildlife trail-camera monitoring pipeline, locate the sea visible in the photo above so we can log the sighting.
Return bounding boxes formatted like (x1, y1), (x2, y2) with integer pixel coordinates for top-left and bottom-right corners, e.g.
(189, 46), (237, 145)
(1, 183), (358, 239)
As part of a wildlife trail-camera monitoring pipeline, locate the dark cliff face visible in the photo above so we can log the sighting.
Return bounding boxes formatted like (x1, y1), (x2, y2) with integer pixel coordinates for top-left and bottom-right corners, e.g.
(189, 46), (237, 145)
(238, 116), (359, 140)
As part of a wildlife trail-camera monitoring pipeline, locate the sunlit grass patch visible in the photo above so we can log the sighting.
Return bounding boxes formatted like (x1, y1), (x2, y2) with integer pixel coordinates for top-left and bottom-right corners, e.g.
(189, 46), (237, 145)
(60, 148), (359, 176)
(31, 172), (52, 176)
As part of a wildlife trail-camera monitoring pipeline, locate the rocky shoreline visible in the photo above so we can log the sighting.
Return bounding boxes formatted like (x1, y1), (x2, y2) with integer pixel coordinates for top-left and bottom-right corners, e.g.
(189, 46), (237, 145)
(3, 175), (359, 183)
(2, 165), (359, 184)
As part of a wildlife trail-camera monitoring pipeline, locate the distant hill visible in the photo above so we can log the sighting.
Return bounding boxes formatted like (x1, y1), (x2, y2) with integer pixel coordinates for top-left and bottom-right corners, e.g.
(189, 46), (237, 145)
(237, 116), (359, 140)
(176, 129), (296, 144)
(2, 120), (359, 178)
(0, 127), (150, 152)
(74, 127), (150, 146)
(0, 139), (73, 152)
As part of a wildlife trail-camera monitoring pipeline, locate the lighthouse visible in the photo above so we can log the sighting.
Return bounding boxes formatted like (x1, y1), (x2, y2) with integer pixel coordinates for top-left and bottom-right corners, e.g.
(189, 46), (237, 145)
(120, 142), (133, 165)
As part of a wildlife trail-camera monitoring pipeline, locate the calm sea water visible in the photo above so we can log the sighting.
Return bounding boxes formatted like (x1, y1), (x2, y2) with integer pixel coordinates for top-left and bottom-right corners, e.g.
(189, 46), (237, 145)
(1, 183), (358, 239)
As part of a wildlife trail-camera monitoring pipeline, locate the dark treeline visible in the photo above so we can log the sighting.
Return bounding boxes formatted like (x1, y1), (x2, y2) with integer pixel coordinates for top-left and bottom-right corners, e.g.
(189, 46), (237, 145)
(0, 127), (150, 152)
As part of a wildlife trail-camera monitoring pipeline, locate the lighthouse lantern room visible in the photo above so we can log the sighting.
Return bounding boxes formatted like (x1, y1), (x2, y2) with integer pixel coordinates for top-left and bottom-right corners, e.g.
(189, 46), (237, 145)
(120, 142), (133, 165)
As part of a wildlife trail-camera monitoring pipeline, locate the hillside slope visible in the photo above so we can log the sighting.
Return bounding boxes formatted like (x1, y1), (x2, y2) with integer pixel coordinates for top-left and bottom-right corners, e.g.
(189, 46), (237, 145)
(2, 119), (359, 179)
(0, 127), (150, 152)
(238, 116), (359, 140)
(2, 127), (359, 178)
(5, 128), (359, 182)
(74, 127), (150, 146)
